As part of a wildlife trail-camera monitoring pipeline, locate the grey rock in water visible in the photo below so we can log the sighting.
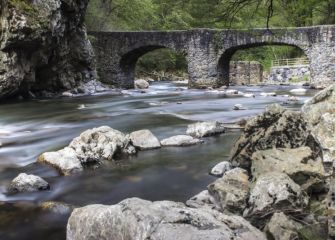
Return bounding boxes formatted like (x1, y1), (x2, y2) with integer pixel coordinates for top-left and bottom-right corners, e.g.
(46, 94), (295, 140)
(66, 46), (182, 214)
(186, 121), (225, 138)
(208, 168), (249, 214)
(302, 84), (335, 163)
(38, 147), (83, 175)
(67, 198), (266, 240)
(0, 0), (96, 99)
(8, 173), (50, 193)
(265, 212), (302, 240)
(231, 104), (321, 169)
(69, 126), (136, 163)
(134, 79), (150, 89)
(161, 135), (203, 147)
(130, 129), (161, 150)
(251, 147), (326, 192)
(210, 161), (232, 177)
(244, 172), (308, 222)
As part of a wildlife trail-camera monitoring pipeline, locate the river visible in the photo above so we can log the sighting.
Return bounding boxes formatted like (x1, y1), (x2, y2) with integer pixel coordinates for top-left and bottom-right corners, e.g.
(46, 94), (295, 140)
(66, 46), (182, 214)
(0, 81), (318, 240)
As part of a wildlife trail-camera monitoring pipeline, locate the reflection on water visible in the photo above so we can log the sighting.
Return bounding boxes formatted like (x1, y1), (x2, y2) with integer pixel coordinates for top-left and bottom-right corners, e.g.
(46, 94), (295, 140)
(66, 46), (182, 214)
(0, 82), (317, 239)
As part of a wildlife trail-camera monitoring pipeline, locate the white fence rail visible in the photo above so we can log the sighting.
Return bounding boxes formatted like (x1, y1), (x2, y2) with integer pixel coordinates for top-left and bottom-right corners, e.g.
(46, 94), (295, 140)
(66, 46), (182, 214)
(271, 57), (309, 67)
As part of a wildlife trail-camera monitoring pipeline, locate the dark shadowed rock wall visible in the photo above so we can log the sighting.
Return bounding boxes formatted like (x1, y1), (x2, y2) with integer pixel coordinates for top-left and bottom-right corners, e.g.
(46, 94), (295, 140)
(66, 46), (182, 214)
(0, 0), (96, 99)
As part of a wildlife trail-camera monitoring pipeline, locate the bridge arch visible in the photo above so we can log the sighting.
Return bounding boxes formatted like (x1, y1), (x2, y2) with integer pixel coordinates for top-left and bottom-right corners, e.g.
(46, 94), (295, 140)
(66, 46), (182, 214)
(217, 42), (310, 86)
(118, 45), (187, 87)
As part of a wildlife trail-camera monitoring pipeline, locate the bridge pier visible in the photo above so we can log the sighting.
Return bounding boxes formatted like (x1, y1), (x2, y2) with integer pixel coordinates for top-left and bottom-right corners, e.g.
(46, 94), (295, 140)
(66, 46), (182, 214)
(308, 43), (335, 86)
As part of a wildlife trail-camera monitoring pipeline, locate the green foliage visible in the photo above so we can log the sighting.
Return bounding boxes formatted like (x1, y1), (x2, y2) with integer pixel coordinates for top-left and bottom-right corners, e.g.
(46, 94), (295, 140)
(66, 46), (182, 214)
(135, 49), (187, 78)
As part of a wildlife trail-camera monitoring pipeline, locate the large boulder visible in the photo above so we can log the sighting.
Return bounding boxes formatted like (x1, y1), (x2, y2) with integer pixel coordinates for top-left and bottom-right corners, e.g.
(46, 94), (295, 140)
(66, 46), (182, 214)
(129, 129), (161, 150)
(0, 0), (96, 99)
(134, 79), (149, 89)
(265, 212), (302, 240)
(301, 84), (335, 238)
(8, 173), (50, 193)
(67, 198), (266, 240)
(161, 135), (202, 147)
(251, 147), (326, 192)
(69, 126), (136, 163)
(38, 147), (83, 175)
(186, 121), (225, 138)
(231, 104), (321, 169)
(244, 172), (308, 221)
(208, 168), (249, 214)
(302, 84), (335, 163)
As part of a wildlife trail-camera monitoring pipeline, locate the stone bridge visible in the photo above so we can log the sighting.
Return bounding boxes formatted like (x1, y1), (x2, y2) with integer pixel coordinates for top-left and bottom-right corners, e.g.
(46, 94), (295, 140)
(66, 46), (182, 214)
(89, 25), (335, 88)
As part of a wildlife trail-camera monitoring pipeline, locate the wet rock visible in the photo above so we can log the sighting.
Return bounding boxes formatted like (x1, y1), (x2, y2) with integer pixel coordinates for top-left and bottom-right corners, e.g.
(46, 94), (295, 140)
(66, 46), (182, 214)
(80, 80), (109, 94)
(265, 212), (302, 240)
(8, 173), (50, 193)
(62, 91), (74, 97)
(209, 161), (232, 177)
(67, 198), (266, 240)
(186, 121), (225, 138)
(40, 201), (75, 215)
(208, 168), (249, 214)
(69, 126), (136, 163)
(233, 104), (246, 110)
(186, 190), (215, 209)
(160, 135), (202, 147)
(130, 129), (161, 150)
(251, 147), (326, 192)
(290, 88), (307, 95)
(244, 172), (308, 221)
(302, 84), (335, 163)
(243, 93), (255, 98)
(231, 104), (321, 169)
(38, 147), (83, 176)
(134, 79), (150, 89)
(260, 92), (277, 97)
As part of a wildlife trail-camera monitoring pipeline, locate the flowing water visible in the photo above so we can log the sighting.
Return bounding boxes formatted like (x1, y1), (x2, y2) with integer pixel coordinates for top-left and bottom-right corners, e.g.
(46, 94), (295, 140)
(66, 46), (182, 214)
(0, 82), (318, 240)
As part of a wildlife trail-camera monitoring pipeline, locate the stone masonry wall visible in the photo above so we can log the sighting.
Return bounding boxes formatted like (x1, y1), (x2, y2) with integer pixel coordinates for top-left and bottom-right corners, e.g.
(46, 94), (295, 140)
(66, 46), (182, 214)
(229, 61), (263, 85)
(268, 65), (310, 83)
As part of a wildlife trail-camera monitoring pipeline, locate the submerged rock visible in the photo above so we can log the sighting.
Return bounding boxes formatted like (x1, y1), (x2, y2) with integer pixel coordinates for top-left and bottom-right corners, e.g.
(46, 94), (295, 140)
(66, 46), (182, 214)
(186, 121), (225, 138)
(67, 198), (266, 240)
(208, 168), (249, 214)
(130, 129), (161, 150)
(69, 126), (136, 163)
(209, 161), (232, 177)
(134, 79), (150, 89)
(265, 212), (302, 240)
(38, 147), (83, 176)
(245, 172), (308, 221)
(8, 173), (50, 193)
(40, 201), (75, 215)
(231, 104), (321, 169)
(251, 147), (326, 192)
(160, 135), (202, 147)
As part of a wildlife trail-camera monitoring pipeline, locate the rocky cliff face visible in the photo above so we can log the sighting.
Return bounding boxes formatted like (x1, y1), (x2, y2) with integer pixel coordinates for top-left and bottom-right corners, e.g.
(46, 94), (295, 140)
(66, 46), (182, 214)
(0, 0), (96, 99)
